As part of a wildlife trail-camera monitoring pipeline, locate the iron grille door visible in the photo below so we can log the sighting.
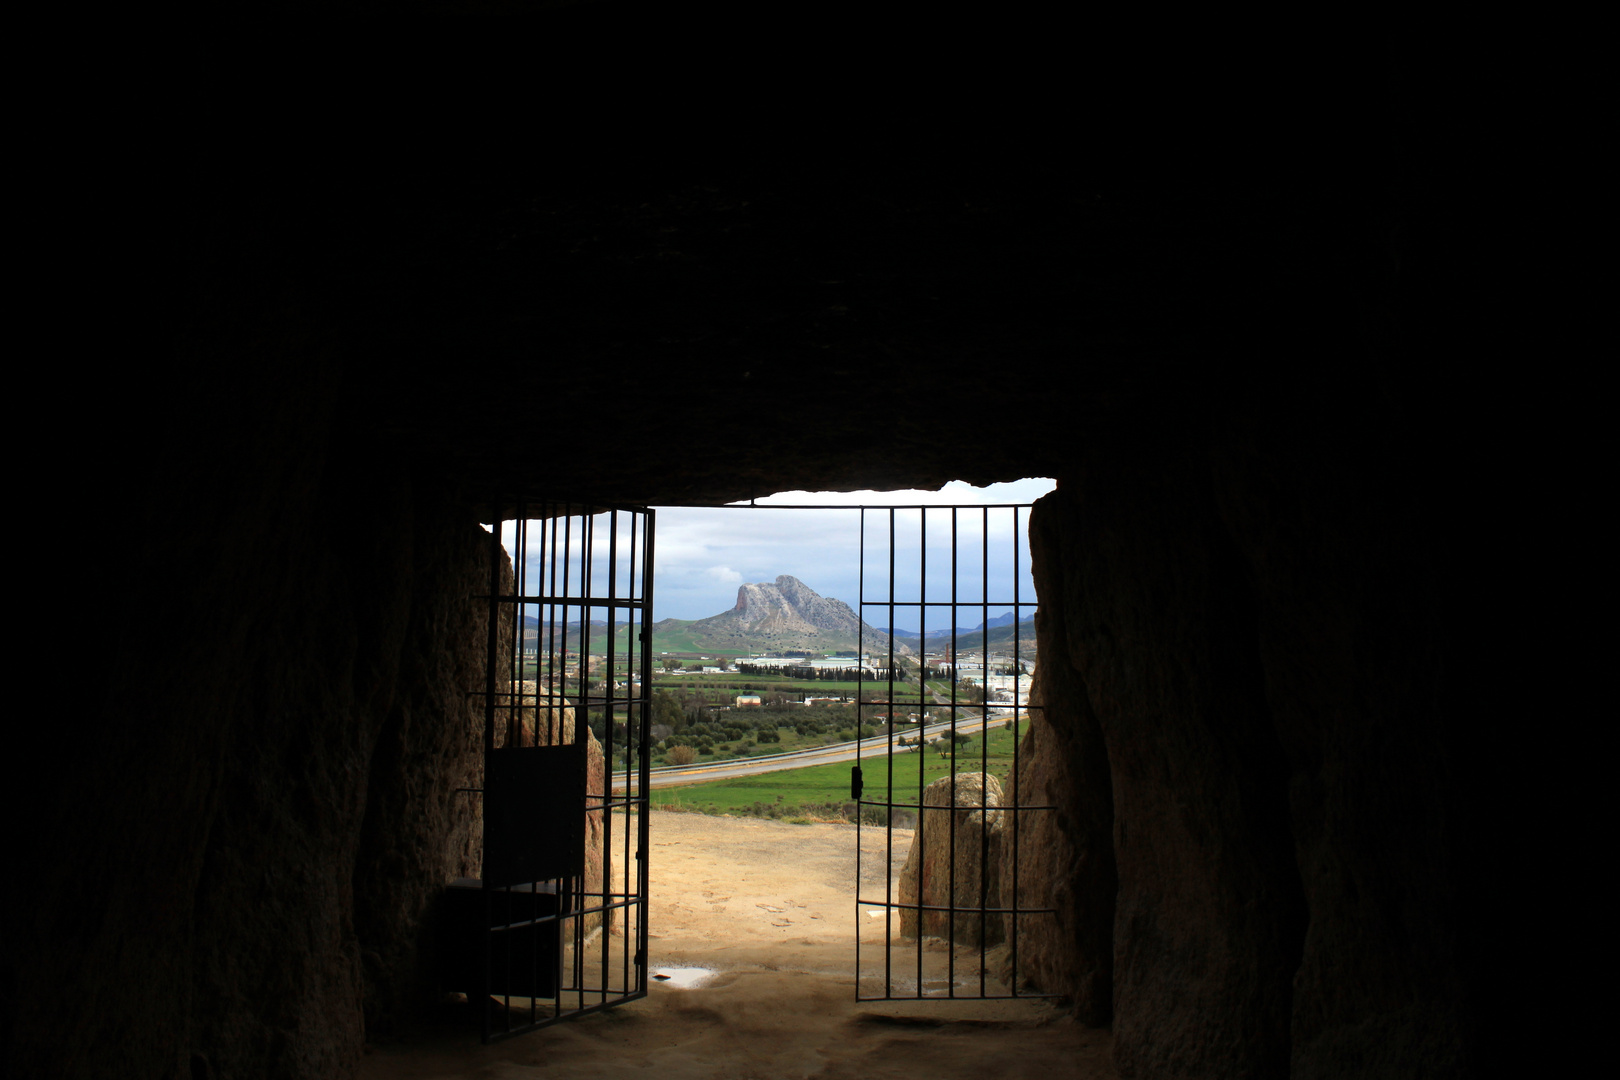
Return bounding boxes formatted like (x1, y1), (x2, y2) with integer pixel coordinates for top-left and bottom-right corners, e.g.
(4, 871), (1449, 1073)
(852, 504), (1055, 1001)
(474, 501), (654, 1042)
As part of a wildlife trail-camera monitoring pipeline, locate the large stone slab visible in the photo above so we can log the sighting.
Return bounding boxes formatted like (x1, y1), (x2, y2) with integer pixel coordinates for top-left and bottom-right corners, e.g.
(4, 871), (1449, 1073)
(899, 772), (1006, 947)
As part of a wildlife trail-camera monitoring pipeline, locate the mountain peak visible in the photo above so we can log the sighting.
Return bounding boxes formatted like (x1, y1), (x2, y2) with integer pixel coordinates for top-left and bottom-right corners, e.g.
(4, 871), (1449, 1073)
(700, 576), (909, 654)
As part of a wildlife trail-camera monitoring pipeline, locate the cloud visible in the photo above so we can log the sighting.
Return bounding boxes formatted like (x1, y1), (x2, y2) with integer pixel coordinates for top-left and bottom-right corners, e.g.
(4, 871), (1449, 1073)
(704, 566), (743, 584)
(745, 477), (1058, 508)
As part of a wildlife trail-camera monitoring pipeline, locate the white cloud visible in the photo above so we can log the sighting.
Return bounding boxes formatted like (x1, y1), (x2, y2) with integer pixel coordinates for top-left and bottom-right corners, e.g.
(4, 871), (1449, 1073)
(742, 477), (1056, 508)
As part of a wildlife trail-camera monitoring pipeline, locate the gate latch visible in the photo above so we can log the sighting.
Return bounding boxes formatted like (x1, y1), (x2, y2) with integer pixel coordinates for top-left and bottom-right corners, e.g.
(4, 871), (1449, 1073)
(851, 765), (863, 801)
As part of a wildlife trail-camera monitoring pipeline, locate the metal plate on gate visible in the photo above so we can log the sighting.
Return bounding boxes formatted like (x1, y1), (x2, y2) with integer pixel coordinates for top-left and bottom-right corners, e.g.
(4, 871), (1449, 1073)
(484, 745), (586, 888)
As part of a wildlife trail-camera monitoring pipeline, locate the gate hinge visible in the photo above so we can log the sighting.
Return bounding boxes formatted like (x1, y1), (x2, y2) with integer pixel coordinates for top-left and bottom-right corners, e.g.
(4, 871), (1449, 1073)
(851, 765), (863, 800)
(635, 948), (646, 967)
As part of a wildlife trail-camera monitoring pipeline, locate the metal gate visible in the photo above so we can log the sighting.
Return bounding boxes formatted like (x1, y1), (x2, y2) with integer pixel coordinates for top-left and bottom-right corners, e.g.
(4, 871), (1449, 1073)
(466, 501), (654, 1042)
(851, 504), (1054, 1000)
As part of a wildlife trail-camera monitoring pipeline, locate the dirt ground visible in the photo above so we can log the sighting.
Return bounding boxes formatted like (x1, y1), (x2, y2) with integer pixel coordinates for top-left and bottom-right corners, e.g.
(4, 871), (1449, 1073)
(361, 810), (1115, 1080)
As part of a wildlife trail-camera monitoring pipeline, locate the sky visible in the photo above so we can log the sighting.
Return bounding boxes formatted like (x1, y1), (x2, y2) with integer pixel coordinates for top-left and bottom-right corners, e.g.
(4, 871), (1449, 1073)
(649, 478), (1056, 626)
(494, 478), (1057, 628)
(492, 479), (1049, 628)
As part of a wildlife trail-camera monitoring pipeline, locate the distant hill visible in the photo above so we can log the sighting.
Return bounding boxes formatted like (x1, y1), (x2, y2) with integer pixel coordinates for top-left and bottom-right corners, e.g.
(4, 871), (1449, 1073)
(952, 617), (1038, 654)
(881, 609), (1037, 641)
(652, 575), (911, 656)
(521, 617), (630, 658)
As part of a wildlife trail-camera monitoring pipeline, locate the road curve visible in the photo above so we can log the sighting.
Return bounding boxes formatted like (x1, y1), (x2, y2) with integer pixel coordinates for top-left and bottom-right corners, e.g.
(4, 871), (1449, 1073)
(611, 712), (1025, 790)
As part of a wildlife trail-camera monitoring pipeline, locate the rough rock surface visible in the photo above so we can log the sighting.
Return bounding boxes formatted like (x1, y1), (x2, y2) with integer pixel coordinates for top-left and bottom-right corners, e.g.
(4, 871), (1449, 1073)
(1033, 469), (1307, 1080)
(352, 514), (500, 1035)
(899, 773), (1006, 947)
(13, 414), (509, 1080)
(997, 620), (1116, 1024)
(1210, 410), (1468, 1078)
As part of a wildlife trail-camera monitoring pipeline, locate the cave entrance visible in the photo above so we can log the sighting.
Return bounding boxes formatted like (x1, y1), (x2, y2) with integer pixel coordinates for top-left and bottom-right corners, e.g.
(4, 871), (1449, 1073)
(464, 501), (655, 1043)
(460, 490), (1053, 1033)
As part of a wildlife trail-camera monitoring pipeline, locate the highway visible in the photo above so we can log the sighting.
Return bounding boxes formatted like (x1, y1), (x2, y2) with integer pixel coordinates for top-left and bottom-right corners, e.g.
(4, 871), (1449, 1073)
(610, 711), (1025, 790)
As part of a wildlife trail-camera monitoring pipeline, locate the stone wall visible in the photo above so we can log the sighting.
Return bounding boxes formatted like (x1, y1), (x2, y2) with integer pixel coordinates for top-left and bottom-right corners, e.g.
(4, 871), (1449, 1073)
(999, 590), (1116, 1025)
(1016, 405), (1465, 1078)
(1031, 468), (1305, 1079)
(1210, 406), (1468, 1078)
(10, 370), (503, 1077)
(351, 516), (500, 1034)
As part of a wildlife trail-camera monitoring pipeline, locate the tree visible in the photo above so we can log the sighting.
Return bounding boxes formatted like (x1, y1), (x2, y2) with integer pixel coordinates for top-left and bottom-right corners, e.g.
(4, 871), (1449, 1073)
(652, 689), (685, 732)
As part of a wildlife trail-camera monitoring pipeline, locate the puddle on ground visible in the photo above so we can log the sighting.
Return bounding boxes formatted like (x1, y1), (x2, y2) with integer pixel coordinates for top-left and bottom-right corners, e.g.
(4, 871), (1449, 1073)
(650, 967), (715, 989)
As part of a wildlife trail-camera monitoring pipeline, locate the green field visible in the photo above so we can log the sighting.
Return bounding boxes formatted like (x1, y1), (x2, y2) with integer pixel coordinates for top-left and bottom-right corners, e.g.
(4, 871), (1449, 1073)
(649, 724), (1023, 819)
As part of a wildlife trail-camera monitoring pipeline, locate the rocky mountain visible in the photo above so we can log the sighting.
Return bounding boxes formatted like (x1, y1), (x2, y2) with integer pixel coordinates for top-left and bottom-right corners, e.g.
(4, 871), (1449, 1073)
(659, 575), (911, 655)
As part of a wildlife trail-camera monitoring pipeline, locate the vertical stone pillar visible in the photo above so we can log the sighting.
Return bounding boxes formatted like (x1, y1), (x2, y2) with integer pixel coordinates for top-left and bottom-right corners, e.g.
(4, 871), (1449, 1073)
(1047, 465), (1305, 1079)
(1000, 488), (1117, 1025)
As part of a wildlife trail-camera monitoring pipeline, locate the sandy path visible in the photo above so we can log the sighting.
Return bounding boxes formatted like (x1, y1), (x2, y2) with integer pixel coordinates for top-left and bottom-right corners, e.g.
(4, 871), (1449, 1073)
(360, 811), (1115, 1080)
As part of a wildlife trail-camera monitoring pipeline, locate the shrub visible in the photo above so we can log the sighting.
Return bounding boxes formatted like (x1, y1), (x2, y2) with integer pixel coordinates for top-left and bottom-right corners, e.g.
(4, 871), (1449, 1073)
(665, 744), (698, 766)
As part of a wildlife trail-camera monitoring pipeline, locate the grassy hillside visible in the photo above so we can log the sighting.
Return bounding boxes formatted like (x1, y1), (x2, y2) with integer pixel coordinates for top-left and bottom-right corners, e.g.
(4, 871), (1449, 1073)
(644, 619), (740, 655)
